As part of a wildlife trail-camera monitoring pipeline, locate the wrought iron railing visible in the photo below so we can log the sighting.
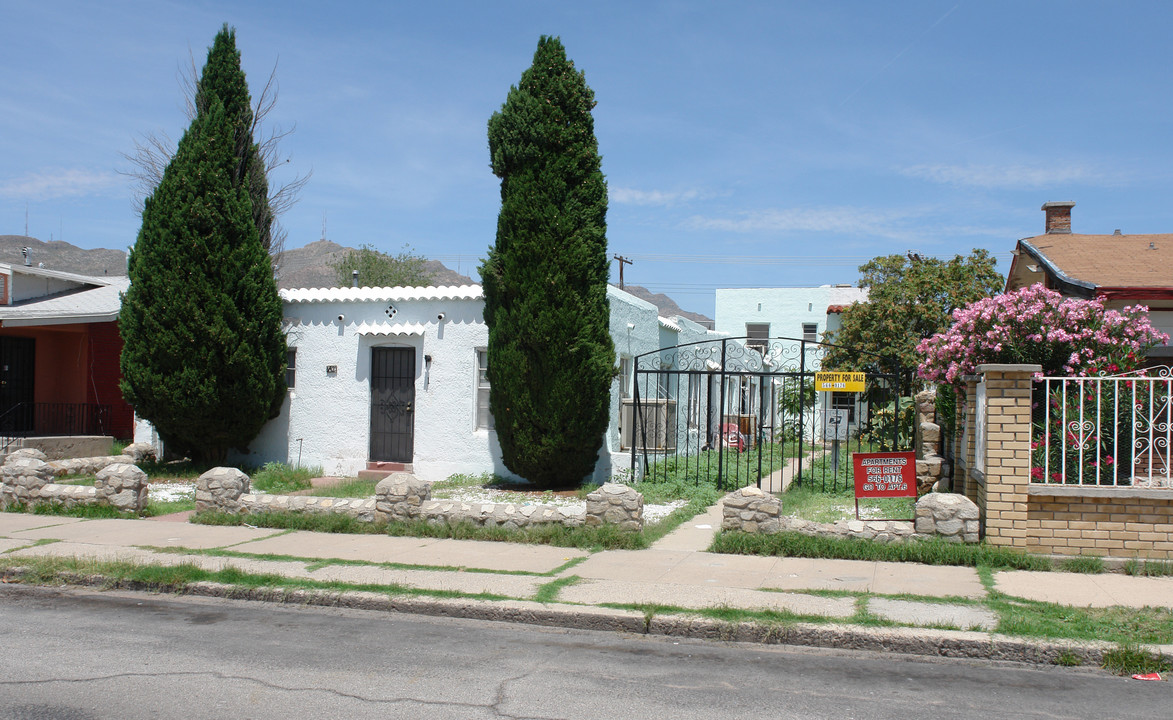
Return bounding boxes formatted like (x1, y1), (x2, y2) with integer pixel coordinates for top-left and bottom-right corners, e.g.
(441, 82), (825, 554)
(0, 402), (113, 438)
(1033, 367), (1172, 487)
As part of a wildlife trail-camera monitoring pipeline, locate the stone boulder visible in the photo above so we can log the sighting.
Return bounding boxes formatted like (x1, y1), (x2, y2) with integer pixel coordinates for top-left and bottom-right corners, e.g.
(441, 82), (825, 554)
(195, 467), (251, 513)
(0, 456), (55, 508)
(722, 485), (783, 534)
(121, 443), (158, 465)
(95, 463), (149, 512)
(374, 473), (430, 522)
(6, 447), (47, 463)
(585, 483), (643, 532)
(915, 492), (980, 543)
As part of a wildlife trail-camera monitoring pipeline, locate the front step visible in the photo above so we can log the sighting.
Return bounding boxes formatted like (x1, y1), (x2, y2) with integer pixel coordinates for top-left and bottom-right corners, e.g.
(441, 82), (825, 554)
(358, 462), (413, 482)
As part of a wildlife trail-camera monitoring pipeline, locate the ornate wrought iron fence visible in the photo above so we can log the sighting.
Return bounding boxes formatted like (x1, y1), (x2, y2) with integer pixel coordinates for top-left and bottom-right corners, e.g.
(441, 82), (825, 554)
(1033, 368), (1172, 487)
(629, 336), (902, 492)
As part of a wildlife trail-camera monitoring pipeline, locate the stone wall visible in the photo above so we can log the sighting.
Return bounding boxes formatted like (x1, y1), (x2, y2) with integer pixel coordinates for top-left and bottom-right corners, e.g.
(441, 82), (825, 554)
(721, 486), (980, 544)
(197, 469), (644, 532)
(0, 455), (147, 513)
(914, 389), (946, 494)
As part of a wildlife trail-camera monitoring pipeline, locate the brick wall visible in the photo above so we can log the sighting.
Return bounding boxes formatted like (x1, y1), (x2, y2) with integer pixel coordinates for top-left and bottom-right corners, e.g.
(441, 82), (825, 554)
(953, 363), (1173, 560)
(1026, 494), (1173, 559)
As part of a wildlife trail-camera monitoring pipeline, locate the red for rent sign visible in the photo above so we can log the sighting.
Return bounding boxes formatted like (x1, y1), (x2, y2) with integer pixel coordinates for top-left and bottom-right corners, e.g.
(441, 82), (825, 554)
(853, 452), (916, 498)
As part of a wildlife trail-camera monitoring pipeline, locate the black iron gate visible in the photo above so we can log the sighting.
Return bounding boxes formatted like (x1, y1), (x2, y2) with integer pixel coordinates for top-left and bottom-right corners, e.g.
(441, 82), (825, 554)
(629, 336), (903, 492)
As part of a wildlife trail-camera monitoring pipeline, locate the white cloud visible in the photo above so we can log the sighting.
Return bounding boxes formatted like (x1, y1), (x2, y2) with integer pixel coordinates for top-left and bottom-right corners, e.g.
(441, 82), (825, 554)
(0, 168), (124, 201)
(899, 163), (1104, 189)
(610, 186), (701, 206)
(685, 206), (913, 239)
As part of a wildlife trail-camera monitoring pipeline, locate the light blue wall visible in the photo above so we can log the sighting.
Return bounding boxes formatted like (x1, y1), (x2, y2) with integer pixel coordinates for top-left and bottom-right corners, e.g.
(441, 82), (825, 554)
(714, 285), (868, 344)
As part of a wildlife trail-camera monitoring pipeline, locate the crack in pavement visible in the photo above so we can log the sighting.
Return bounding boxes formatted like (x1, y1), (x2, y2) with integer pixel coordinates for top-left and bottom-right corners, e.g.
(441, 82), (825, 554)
(0, 670), (563, 718)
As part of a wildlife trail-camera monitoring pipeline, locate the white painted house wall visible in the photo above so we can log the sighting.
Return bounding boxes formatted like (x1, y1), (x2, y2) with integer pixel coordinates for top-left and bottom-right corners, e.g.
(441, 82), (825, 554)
(714, 285), (868, 349)
(226, 284), (716, 485)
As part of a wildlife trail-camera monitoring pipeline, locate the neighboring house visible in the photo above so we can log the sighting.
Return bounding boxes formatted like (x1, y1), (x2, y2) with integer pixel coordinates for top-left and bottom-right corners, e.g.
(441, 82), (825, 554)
(230, 283), (724, 484)
(1006, 202), (1173, 360)
(0, 263), (134, 440)
(714, 285), (868, 354)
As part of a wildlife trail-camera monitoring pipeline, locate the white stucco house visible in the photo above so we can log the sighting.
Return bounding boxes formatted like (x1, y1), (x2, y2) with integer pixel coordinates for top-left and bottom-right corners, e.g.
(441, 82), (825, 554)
(714, 285), (868, 351)
(220, 283), (723, 484)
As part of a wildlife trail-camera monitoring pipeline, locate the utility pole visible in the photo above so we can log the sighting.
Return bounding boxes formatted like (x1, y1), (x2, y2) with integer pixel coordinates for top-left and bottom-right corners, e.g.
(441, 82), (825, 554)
(612, 254), (632, 289)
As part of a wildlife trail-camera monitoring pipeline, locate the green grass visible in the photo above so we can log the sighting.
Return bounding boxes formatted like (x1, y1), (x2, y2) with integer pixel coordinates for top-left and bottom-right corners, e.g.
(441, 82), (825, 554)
(0, 555), (513, 603)
(135, 459), (208, 481)
(1124, 559), (1173, 577)
(638, 442), (799, 492)
(709, 530), (1054, 571)
(779, 481), (915, 522)
(191, 501), (702, 551)
(533, 575), (580, 603)
(1102, 643), (1173, 676)
(307, 478), (378, 498)
(53, 475), (96, 486)
(1059, 556), (1105, 574)
(250, 462), (320, 494)
(988, 594), (1173, 646)
(146, 497), (196, 515)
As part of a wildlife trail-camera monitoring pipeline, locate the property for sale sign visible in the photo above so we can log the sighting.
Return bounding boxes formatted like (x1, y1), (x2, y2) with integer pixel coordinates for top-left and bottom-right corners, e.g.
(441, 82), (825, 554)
(853, 452), (916, 498)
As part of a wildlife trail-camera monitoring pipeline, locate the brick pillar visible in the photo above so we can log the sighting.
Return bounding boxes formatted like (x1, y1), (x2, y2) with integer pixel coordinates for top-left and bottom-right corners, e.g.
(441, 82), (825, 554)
(976, 364), (1040, 548)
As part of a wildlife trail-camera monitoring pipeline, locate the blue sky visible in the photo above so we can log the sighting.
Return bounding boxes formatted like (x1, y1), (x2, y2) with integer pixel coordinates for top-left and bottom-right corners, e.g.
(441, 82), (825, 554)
(2, 1), (1170, 316)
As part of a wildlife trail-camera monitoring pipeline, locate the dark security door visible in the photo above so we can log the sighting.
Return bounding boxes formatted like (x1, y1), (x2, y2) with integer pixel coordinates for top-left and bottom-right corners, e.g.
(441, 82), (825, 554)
(370, 347), (416, 463)
(0, 337), (35, 434)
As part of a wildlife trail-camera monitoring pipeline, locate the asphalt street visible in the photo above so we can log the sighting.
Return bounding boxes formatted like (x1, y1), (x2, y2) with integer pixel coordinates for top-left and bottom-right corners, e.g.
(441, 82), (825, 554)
(1, 585), (1170, 720)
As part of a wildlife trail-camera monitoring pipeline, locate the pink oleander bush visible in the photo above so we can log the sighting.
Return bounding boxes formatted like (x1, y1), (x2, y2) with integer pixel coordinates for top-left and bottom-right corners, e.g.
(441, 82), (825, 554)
(917, 283), (1170, 484)
(916, 283), (1168, 384)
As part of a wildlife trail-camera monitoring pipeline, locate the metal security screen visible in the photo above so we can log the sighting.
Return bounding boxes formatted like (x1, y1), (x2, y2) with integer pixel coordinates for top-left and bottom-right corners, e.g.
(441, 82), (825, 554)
(370, 347), (416, 463)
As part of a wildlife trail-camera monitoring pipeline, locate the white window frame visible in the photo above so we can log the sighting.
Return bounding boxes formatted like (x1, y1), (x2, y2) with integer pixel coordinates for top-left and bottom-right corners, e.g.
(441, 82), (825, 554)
(746, 322), (770, 354)
(802, 323), (819, 342)
(285, 347), (297, 389)
(475, 348), (493, 430)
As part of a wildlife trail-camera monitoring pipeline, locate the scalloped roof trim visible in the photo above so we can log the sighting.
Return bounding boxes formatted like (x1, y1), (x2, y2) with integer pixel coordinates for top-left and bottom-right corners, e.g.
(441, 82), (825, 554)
(355, 322), (428, 336)
(281, 285), (484, 303)
(658, 316), (683, 333)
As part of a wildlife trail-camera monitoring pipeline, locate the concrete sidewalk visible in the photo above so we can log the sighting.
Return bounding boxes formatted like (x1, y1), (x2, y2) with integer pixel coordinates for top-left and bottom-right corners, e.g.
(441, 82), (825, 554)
(2, 507), (1172, 658)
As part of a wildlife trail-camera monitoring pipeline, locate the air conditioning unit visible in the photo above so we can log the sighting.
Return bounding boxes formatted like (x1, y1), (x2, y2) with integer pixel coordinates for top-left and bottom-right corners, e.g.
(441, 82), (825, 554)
(621, 398), (677, 451)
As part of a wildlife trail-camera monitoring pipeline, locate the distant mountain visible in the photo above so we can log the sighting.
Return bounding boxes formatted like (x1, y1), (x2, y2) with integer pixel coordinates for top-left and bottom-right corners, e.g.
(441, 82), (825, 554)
(0, 235), (128, 277)
(0, 236), (473, 289)
(0, 235), (712, 322)
(614, 284), (713, 327)
(277, 240), (473, 289)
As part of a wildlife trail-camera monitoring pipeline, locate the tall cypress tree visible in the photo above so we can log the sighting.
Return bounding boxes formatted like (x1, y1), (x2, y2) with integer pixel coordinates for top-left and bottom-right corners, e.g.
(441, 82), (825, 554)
(120, 44), (286, 465)
(481, 36), (615, 488)
(193, 25), (274, 253)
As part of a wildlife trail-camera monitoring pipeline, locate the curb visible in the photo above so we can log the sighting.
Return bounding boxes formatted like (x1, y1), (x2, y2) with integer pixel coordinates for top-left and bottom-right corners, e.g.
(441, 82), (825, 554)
(1, 566), (1113, 667)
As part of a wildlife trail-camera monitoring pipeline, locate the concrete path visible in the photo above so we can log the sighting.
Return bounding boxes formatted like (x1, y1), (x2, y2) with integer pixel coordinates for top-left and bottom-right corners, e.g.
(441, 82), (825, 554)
(2, 509), (1172, 651)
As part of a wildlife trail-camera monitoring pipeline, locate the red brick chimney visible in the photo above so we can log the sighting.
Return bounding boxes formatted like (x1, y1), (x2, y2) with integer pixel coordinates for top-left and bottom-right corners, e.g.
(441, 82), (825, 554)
(1042, 201), (1075, 234)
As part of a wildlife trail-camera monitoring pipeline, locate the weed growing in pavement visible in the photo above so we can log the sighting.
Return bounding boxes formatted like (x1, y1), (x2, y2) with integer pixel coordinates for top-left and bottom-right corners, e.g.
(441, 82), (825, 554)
(986, 591), (1173, 645)
(1102, 643), (1173, 676)
(1054, 650), (1083, 667)
(533, 575), (580, 603)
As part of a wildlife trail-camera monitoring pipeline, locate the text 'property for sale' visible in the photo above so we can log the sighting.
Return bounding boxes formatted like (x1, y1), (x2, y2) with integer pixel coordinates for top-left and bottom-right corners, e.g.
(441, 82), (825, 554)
(852, 452), (916, 498)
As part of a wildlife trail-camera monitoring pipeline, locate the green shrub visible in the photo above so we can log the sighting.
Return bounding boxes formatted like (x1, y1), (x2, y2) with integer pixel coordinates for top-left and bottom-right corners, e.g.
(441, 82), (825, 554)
(250, 462), (319, 494)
